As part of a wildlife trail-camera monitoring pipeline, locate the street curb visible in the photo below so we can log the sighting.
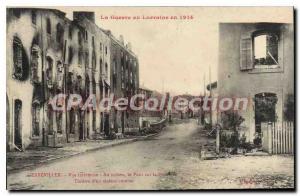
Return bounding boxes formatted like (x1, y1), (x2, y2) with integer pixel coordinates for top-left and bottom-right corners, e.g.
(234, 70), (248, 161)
(7, 132), (160, 174)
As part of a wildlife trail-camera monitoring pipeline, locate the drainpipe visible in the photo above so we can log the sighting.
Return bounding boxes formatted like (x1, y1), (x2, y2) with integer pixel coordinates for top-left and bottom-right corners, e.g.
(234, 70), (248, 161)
(40, 12), (46, 147)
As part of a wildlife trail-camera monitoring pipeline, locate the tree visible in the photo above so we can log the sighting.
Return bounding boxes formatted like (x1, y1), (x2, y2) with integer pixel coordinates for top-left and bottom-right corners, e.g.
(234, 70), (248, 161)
(284, 94), (294, 122)
(220, 111), (245, 154)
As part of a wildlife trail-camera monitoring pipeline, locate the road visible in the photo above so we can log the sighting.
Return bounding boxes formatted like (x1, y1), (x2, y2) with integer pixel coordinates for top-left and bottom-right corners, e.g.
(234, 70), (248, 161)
(7, 119), (294, 190)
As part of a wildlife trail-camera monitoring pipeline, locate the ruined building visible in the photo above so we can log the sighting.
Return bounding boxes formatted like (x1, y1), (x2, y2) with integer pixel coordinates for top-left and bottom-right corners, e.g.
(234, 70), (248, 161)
(217, 23), (294, 143)
(6, 8), (139, 151)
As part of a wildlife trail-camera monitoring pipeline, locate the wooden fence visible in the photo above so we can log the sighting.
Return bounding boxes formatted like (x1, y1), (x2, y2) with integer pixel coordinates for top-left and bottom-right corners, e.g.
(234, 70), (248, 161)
(261, 122), (294, 154)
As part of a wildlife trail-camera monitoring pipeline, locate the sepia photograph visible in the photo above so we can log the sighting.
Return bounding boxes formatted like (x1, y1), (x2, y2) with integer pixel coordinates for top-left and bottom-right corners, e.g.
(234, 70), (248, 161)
(5, 6), (295, 190)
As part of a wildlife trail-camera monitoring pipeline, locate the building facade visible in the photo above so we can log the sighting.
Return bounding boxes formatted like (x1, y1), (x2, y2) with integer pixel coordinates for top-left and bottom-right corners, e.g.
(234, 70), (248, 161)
(6, 8), (139, 151)
(218, 23), (294, 143)
(110, 34), (140, 134)
(206, 81), (218, 126)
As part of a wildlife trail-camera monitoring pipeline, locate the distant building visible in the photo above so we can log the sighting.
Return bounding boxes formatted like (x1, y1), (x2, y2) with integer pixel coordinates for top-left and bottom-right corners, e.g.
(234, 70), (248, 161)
(171, 94), (197, 119)
(139, 85), (153, 100)
(138, 86), (166, 124)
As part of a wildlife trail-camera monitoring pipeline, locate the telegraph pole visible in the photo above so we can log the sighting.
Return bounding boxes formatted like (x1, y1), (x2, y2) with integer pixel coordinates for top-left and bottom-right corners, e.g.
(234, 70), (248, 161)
(209, 66), (212, 127)
(203, 74), (206, 96)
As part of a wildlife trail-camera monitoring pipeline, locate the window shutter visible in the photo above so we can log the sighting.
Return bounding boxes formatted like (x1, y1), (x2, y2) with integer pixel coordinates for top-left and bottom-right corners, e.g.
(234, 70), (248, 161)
(240, 37), (253, 70)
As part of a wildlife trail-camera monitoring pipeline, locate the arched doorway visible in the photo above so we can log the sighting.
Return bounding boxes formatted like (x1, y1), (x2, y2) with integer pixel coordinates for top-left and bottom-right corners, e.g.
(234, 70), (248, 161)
(254, 92), (278, 145)
(14, 99), (22, 149)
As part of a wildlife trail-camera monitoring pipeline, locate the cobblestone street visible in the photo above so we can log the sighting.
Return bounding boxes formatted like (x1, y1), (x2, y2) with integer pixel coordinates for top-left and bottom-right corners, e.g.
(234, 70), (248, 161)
(7, 119), (294, 190)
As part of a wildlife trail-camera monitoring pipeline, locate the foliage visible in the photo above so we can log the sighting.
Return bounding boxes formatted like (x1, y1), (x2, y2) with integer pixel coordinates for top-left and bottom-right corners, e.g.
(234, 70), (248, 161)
(220, 111), (244, 131)
(239, 134), (255, 151)
(284, 94), (294, 122)
(253, 135), (262, 146)
(220, 133), (255, 153)
(220, 132), (239, 148)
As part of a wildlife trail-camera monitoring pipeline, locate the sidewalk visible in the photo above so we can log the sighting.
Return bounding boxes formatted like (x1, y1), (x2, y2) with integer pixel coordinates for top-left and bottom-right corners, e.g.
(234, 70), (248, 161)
(7, 133), (159, 173)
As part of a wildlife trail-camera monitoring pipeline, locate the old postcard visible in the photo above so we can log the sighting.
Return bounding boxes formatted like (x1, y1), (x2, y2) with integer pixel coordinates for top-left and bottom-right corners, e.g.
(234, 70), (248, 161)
(6, 6), (294, 190)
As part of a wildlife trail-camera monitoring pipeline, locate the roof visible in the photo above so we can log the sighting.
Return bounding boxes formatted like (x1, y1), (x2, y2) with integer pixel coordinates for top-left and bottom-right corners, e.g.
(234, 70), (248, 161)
(109, 34), (138, 58)
(7, 7), (66, 18)
(139, 85), (152, 92)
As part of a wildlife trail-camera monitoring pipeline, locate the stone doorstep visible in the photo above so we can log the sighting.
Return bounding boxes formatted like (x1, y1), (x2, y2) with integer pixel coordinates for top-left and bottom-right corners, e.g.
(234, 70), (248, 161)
(245, 151), (270, 156)
(200, 150), (271, 161)
(200, 149), (218, 160)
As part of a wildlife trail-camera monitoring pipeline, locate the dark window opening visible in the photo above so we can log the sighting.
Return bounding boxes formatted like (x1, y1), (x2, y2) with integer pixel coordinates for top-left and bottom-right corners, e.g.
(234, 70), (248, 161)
(47, 104), (53, 133)
(85, 30), (88, 41)
(85, 52), (89, 68)
(68, 26), (73, 39)
(77, 76), (83, 94)
(68, 46), (73, 64)
(46, 18), (51, 35)
(78, 49), (83, 65)
(121, 65), (124, 89)
(67, 73), (73, 94)
(14, 99), (22, 149)
(105, 62), (108, 75)
(100, 59), (103, 75)
(92, 52), (96, 71)
(78, 32), (82, 45)
(13, 9), (21, 18)
(113, 75), (117, 91)
(56, 111), (63, 134)
(32, 11), (37, 25)
(69, 108), (75, 134)
(56, 61), (64, 89)
(32, 103), (40, 137)
(46, 56), (53, 87)
(13, 36), (29, 80)
(113, 59), (117, 75)
(105, 86), (109, 98)
(85, 75), (90, 99)
(56, 23), (64, 44)
(92, 79), (96, 94)
(92, 36), (95, 48)
(31, 45), (40, 83)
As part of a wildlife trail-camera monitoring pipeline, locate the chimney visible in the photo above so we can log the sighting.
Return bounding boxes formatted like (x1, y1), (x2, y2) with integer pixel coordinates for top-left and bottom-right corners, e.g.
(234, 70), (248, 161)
(105, 30), (111, 36)
(126, 42), (132, 51)
(73, 11), (95, 23)
(119, 35), (124, 45)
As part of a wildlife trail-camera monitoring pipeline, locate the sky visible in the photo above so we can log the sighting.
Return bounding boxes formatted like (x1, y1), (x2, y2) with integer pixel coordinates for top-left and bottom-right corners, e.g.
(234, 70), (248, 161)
(58, 7), (293, 95)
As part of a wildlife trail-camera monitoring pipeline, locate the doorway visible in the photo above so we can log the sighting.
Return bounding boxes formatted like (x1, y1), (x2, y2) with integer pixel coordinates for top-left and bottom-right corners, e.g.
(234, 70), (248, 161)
(104, 114), (110, 136)
(254, 92), (277, 144)
(121, 111), (125, 134)
(14, 99), (22, 149)
(79, 111), (84, 141)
